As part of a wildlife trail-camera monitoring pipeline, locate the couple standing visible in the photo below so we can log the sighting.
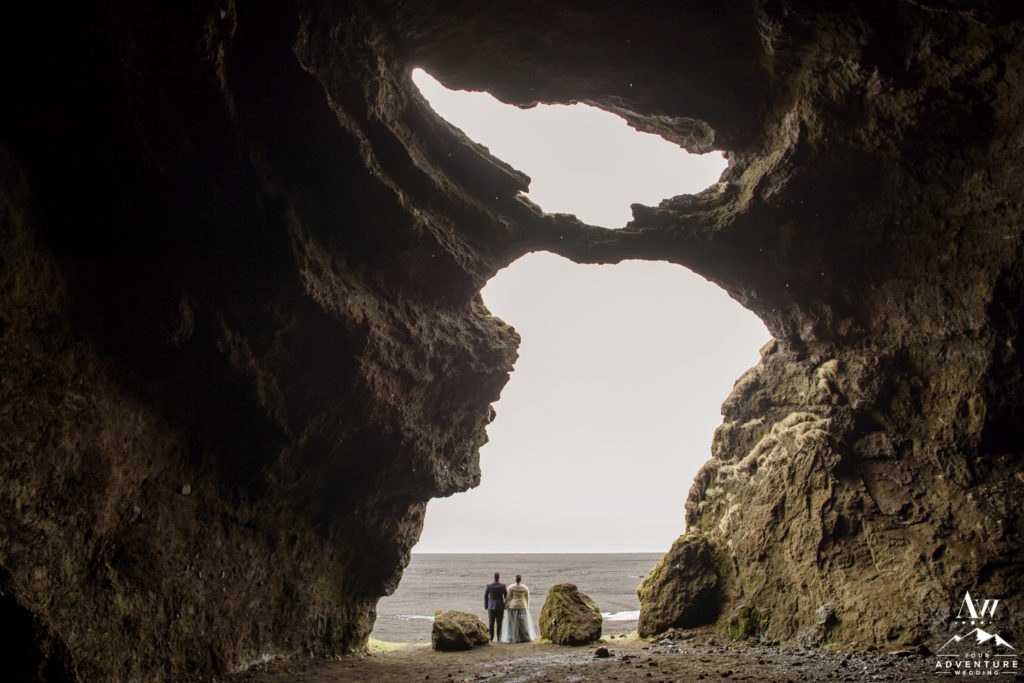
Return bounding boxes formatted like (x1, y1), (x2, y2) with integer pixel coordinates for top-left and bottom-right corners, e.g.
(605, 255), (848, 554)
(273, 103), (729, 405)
(484, 572), (538, 643)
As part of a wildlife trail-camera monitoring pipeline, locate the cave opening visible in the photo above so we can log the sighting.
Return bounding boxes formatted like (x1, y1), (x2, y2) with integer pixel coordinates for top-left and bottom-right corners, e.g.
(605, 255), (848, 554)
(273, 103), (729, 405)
(409, 68), (770, 551)
(369, 70), (770, 643)
(410, 69), (728, 228)
(422, 251), (771, 553)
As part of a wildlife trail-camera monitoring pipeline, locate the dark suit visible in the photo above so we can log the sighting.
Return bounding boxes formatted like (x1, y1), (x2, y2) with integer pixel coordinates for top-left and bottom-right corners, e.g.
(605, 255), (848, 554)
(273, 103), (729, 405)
(484, 580), (507, 641)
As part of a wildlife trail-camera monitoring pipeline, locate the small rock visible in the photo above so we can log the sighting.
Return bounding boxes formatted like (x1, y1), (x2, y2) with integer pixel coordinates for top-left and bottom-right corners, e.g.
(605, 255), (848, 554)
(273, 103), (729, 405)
(594, 646), (611, 658)
(797, 604), (837, 647)
(180, 483), (191, 495)
(816, 604), (836, 626)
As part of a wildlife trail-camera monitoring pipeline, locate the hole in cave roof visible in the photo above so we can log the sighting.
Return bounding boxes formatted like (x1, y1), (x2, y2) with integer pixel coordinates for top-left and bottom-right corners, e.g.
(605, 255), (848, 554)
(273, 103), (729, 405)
(411, 68), (728, 230)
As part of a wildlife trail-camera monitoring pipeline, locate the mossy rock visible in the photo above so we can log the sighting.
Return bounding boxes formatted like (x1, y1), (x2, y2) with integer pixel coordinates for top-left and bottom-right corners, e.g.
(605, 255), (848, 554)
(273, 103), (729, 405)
(431, 610), (489, 651)
(539, 583), (602, 645)
(720, 604), (770, 640)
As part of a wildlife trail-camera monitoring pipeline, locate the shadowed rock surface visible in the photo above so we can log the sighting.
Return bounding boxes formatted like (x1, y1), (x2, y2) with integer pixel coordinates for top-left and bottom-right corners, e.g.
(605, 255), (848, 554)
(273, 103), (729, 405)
(1, 0), (1023, 678)
(637, 533), (720, 637)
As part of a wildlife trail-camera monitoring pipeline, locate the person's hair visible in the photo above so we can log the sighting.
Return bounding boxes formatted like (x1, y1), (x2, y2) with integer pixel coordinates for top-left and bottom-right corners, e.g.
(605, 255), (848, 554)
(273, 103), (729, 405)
(515, 574), (522, 583)
(494, 572), (500, 581)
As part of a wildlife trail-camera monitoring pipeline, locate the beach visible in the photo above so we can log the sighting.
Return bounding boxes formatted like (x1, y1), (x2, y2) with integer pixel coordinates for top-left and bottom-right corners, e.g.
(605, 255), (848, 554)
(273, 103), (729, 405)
(234, 627), (939, 681)
(231, 554), (939, 681)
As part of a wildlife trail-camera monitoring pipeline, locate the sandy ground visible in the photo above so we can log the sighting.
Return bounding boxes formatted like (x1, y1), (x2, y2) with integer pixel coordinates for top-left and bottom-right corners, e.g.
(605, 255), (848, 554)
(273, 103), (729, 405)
(230, 627), (963, 682)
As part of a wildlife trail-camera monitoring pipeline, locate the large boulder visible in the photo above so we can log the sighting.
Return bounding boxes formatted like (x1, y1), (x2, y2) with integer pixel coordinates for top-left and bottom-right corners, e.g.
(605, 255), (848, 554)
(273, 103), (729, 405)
(637, 533), (720, 637)
(539, 583), (602, 645)
(430, 610), (490, 651)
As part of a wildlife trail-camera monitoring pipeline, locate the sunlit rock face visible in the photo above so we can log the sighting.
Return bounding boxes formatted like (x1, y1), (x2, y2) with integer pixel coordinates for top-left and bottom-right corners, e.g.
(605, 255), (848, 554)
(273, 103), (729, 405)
(1, 0), (1022, 678)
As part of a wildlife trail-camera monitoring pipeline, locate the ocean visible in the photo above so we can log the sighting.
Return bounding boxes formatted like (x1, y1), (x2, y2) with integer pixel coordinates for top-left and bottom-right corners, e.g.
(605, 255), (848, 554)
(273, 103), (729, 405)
(370, 553), (663, 644)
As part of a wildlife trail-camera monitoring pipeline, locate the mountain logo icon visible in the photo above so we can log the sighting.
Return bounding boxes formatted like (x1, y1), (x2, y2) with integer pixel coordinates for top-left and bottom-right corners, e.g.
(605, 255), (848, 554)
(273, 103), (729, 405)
(940, 628), (1016, 651)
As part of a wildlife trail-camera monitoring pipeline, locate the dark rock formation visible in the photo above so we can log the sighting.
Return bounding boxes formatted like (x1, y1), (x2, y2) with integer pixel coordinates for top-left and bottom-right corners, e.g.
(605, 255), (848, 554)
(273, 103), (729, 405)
(637, 534), (721, 637)
(539, 583), (602, 646)
(430, 610), (489, 651)
(2, 0), (1024, 678)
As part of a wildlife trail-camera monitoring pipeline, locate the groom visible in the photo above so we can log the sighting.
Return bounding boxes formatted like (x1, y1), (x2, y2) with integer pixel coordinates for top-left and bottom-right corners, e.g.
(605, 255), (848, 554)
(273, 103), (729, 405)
(484, 571), (507, 641)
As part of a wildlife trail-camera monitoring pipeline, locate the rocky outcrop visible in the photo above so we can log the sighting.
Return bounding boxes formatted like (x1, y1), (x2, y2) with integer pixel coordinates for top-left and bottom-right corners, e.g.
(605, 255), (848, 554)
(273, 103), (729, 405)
(637, 534), (721, 637)
(681, 331), (1024, 646)
(2, 0), (1024, 678)
(431, 611), (490, 651)
(539, 583), (603, 646)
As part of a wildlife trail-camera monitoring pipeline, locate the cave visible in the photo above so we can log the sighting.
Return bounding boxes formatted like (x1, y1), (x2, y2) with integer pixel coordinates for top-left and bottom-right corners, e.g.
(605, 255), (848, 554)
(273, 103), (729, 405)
(1, 0), (1022, 679)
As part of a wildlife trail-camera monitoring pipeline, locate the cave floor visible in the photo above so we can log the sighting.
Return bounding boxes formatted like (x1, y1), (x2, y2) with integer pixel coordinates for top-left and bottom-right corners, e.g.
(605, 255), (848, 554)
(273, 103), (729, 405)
(232, 628), (944, 681)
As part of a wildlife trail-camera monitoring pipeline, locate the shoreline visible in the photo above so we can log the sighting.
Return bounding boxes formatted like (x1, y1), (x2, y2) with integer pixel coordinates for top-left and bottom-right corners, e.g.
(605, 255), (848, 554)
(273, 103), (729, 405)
(233, 627), (940, 682)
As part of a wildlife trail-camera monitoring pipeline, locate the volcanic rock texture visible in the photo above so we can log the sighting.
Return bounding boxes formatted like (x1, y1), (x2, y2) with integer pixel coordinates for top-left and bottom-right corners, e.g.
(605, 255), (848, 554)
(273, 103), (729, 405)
(1, 0), (1023, 679)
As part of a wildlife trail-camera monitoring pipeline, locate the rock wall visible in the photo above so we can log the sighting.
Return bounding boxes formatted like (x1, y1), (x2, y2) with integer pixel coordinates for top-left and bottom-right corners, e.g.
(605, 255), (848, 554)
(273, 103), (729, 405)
(623, 2), (1024, 646)
(1, 0), (1023, 678)
(0, 2), (524, 679)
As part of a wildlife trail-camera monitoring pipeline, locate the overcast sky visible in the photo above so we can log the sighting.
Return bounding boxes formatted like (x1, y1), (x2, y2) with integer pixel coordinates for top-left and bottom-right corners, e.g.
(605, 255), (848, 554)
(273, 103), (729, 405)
(411, 70), (771, 553)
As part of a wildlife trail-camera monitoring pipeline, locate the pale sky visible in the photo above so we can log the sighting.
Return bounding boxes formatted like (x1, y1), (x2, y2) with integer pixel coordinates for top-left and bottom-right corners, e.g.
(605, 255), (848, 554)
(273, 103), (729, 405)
(411, 70), (771, 552)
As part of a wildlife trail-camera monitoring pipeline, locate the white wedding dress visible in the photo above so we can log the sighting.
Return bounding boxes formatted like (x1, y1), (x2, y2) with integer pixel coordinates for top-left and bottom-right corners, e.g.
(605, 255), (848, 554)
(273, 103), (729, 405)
(500, 582), (538, 642)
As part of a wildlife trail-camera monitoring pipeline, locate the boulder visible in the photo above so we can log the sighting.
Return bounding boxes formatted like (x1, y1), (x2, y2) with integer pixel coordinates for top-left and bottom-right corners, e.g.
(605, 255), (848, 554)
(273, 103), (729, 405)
(539, 583), (602, 645)
(637, 533), (720, 637)
(430, 610), (490, 651)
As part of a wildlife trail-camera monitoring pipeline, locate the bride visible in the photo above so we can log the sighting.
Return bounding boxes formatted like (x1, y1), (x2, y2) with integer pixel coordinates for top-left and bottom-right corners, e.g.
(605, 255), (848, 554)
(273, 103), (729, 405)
(500, 574), (537, 643)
